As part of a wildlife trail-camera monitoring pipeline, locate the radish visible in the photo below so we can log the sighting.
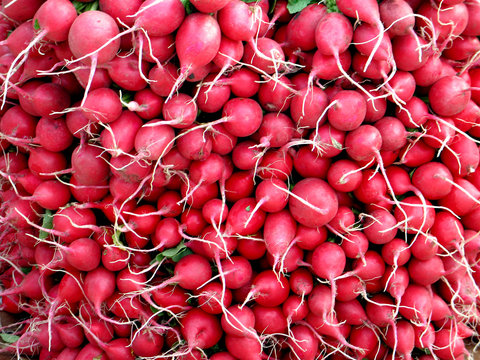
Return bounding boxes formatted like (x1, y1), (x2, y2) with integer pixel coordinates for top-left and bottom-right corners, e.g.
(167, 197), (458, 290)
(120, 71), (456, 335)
(385, 320), (415, 360)
(285, 4), (326, 51)
(416, 2), (468, 44)
(67, 10), (120, 102)
(191, 0), (231, 13)
(327, 90), (367, 131)
(253, 305), (287, 334)
(290, 86), (328, 129)
(288, 178), (338, 228)
(429, 76), (471, 116)
(222, 98), (263, 138)
(287, 325), (318, 360)
(247, 270), (289, 307)
(180, 308), (222, 350)
(171, 13), (221, 97)
(263, 209), (296, 272)
(131, 329), (164, 357)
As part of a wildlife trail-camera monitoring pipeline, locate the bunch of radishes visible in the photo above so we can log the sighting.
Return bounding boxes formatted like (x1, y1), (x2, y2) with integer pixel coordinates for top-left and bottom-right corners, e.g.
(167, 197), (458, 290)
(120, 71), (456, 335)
(1, 0), (480, 358)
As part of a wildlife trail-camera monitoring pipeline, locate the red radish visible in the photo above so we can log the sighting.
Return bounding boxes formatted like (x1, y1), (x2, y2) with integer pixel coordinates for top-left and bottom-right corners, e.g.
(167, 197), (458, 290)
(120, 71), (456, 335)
(440, 134), (479, 176)
(381, 238), (410, 266)
(382, 266), (409, 300)
(411, 162), (453, 200)
(263, 209), (296, 271)
(385, 320), (415, 360)
(148, 62), (179, 97)
(162, 93), (198, 129)
(180, 308), (222, 350)
(439, 177), (480, 216)
(408, 256), (445, 286)
(218, 0), (260, 42)
(225, 334), (262, 360)
(410, 233), (439, 261)
(99, 0), (142, 27)
(327, 90), (366, 131)
(196, 281), (232, 315)
(417, 2), (468, 43)
(83, 266), (116, 320)
(171, 13), (221, 96)
(253, 305), (287, 334)
(363, 209), (398, 245)
(393, 196), (436, 234)
(32, 180), (70, 210)
(315, 13), (352, 56)
(71, 144), (110, 186)
(225, 197), (265, 236)
(249, 270), (289, 307)
(221, 304), (256, 337)
(288, 178), (338, 228)
(285, 4), (326, 51)
(242, 38), (286, 75)
(134, 120), (175, 161)
(353, 23), (392, 62)
(190, 0), (231, 13)
(392, 33), (431, 72)
(429, 76), (471, 116)
(341, 231), (369, 260)
(380, 0), (415, 37)
(258, 78), (294, 113)
(68, 11), (120, 66)
(223, 98), (263, 138)
(107, 52), (148, 91)
(34, 117), (73, 152)
(131, 329), (164, 357)
(134, 0), (185, 37)
(399, 284), (432, 325)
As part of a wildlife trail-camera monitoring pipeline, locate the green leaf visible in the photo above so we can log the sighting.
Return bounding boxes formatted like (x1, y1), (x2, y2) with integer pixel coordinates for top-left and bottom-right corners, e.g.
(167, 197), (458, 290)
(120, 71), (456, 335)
(180, 0), (194, 14)
(33, 19), (40, 30)
(72, 0), (99, 14)
(20, 267), (32, 274)
(112, 229), (125, 247)
(120, 91), (134, 106)
(171, 247), (193, 262)
(39, 209), (53, 240)
(286, 0), (312, 14)
(155, 241), (192, 263)
(0, 333), (20, 344)
(331, 137), (343, 150)
(269, 0), (278, 14)
(325, 0), (340, 13)
(241, 0), (258, 3)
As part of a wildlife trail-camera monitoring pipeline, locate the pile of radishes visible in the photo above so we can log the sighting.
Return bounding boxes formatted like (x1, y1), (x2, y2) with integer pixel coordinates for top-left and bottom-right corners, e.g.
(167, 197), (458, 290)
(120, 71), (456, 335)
(1, 0), (480, 358)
